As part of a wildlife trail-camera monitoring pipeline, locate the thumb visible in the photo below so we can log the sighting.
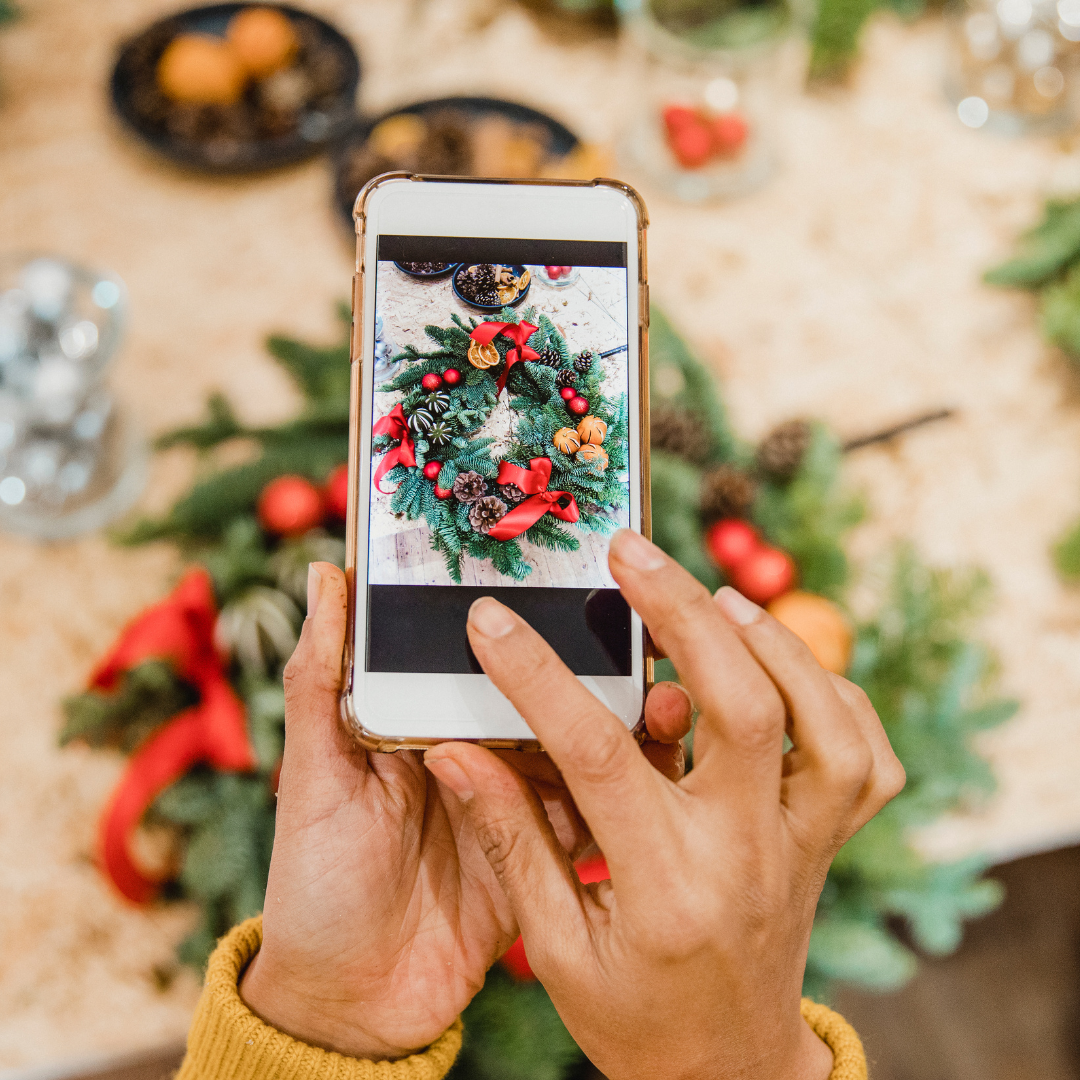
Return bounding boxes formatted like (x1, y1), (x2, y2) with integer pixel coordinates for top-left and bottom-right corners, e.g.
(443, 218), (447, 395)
(279, 562), (362, 801)
(424, 743), (586, 974)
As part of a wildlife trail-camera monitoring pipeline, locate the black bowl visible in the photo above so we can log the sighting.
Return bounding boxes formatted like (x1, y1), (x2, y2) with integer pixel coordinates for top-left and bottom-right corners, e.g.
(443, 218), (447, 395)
(452, 263), (531, 313)
(331, 95), (580, 228)
(393, 260), (459, 280)
(110, 2), (360, 173)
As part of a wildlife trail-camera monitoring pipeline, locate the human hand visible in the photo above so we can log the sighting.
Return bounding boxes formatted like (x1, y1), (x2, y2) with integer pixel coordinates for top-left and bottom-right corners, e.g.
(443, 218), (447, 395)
(239, 561), (692, 1060)
(423, 530), (905, 1080)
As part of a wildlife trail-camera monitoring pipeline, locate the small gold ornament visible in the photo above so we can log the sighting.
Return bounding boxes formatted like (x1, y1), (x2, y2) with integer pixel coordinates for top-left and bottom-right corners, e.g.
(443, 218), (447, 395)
(553, 427), (581, 455)
(576, 415), (607, 446)
(468, 339), (499, 369)
(576, 443), (608, 471)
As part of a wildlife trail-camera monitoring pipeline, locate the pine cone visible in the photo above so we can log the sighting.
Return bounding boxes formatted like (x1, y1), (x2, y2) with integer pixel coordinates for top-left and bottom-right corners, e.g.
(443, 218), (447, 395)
(537, 345), (562, 368)
(452, 470), (487, 503)
(469, 495), (508, 534)
(700, 464), (757, 523)
(573, 350), (594, 374)
(499, 483), (526, 505)
(556, 369), (577, 390)
(650, 404), (710, 464)
(757, 419), (812, 482)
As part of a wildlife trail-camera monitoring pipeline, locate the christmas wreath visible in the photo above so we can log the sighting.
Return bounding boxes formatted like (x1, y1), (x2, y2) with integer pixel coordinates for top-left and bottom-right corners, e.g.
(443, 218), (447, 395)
(371, 309), (629, 583)
(61, 304), (1016, 1079)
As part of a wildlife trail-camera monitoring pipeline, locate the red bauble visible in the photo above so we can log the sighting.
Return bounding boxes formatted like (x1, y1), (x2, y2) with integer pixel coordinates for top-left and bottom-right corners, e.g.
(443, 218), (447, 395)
(567, 395), (589, 416)
(705, 518), (760, 572)
(730, 546), (797, 606)
(662, 104), (698, 134)
(323, 464), (349, 521)
(669, 122), (712, 169)
(423, 460), (442, 480)
(442, 367), (462, 386)
(501, 855), (609, 981)
(435, 485), (454, 499)
(559, 386), (576, 400)
(545, 264), (564, 279)
(712, 113), (749, 155)
(258, 475), (324, 537)
(421, 372), (443, 391)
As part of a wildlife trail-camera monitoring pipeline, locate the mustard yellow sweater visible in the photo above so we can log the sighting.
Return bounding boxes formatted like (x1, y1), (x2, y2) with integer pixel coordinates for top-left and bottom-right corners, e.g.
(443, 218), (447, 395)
(177, 918), (866, 1080)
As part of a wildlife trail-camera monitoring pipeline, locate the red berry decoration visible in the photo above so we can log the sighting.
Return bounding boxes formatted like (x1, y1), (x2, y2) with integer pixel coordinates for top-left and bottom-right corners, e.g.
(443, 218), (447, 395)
(323, 463), (349, 521)
(442, 367), (461, 386)
(567, 395), (589, 416)
(545, 265), (563, 279)
(712, 113), (749, 156)
(559, 386), (576, 400)
(730, 546), (796, 606)
(423, 460), (442, 480)
(421, 372), (443, 391)
(662, 104), (698, 134)
(434, 485), (454, 500)
(258, 475), (324, 537)
(706, 518), (760, 571)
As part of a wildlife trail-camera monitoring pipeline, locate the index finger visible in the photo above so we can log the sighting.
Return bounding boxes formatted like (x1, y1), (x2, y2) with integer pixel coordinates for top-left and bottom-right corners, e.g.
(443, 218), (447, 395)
(607, 530), (787, 802)
(465, 595), (668, 869)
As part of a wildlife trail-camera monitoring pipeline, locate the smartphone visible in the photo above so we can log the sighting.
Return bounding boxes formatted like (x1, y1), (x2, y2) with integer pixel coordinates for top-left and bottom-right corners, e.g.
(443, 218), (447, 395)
(340, 174), (650, 750)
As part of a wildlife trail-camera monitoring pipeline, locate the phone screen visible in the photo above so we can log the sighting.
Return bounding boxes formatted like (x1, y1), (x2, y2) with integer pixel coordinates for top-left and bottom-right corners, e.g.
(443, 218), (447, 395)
(365, 234), (634, 679)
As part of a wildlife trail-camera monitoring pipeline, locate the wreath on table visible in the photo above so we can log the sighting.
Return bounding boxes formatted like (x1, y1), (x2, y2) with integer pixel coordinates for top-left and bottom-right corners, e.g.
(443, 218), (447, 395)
(58, 304), (1016, 1080)
(372, 309), (629, 583)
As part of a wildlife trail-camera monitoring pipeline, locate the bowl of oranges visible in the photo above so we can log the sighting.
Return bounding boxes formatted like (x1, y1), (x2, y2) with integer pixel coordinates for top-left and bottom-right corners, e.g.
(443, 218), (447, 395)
(110, 3), (360, 172)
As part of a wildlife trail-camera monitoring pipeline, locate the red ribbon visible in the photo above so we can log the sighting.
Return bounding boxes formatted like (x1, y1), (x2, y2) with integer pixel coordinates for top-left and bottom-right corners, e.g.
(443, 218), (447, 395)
(90, 568), (255, 904)
(470, 321), (540, 397)
(486, 457), (579, 541)
(372, 403), (417, 493)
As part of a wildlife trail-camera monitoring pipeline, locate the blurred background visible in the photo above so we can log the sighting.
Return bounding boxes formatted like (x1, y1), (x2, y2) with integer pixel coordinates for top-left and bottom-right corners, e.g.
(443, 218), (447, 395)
(2, 0), (1080, 1077)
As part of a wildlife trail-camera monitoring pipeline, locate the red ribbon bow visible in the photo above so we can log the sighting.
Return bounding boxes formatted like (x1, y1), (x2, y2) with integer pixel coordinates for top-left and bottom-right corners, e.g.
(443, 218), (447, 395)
(470, 321), (540, 397)
(486, 457), (579, 541)
(90, 568), (255, 904)
(372, 403), (417, 493)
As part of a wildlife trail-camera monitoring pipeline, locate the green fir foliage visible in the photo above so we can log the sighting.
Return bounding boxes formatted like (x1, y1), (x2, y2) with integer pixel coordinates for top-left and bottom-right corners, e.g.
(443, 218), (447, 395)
(63, 306), (1017, 1079)
(987, 196), (1080, 580)
(648, 313), (1014, 1007)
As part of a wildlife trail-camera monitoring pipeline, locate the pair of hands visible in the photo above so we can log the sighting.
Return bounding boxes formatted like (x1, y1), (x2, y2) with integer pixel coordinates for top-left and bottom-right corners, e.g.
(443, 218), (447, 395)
(240, 529), (904, 1080)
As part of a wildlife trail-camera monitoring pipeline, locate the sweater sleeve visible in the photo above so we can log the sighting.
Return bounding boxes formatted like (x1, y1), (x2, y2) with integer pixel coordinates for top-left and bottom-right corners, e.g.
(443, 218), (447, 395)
(175, 916), (462, 1080)
(802, 998), (868, 1080)
(176, 915), (864, 1080)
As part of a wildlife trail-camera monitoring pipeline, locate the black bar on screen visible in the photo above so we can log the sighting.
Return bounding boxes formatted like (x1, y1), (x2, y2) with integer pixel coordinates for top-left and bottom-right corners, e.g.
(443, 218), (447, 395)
(377, 235), (627, 268)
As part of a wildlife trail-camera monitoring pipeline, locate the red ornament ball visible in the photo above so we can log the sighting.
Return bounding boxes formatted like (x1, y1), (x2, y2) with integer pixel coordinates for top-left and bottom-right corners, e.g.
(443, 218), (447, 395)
(567, 395), (589, 416)
(258, 475), (324, 537)
(421, 372), (443, 391)
(435, 485), (454, 500)
(442, 367), (462, 386)
(559, 386), (576, 400)
(323, 463), (349, 521)
(706, 518), (760, 572)
(730, 545), (796, 606)
(423, 460), (442, 480)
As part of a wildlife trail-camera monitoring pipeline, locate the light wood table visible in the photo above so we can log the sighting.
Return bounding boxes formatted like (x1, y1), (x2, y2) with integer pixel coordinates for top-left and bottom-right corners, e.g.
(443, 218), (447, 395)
(3, 0), (1080, 1066)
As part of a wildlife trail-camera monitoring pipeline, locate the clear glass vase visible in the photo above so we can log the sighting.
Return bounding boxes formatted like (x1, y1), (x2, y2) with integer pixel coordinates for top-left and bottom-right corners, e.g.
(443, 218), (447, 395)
(618, 0), (804, 202)
(945, 0), (1080, 135)
(0, 255), (147, 540)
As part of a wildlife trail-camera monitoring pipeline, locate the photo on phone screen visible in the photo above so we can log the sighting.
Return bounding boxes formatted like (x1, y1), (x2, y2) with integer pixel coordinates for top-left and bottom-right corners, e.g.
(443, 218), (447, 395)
(365, 234), (634, 680)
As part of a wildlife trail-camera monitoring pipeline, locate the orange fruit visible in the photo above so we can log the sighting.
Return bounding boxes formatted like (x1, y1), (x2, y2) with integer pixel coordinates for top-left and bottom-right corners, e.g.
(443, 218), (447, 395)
(227, 7), (299, 79)
(157, 34), (246, 105)
(767, 591), (853, 675)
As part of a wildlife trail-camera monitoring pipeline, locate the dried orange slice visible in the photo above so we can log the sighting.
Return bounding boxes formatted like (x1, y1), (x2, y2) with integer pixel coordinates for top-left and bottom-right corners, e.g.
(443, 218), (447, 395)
(468, 339), (500, 369)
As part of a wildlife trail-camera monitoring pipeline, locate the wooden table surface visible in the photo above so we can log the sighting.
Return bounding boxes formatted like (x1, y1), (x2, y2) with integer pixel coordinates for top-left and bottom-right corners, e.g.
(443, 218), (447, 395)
(3, 0), (1080, 1065)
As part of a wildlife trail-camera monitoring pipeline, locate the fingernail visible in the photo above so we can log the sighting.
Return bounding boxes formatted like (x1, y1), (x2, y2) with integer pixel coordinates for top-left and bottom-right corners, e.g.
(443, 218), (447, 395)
(425, 755), (474, 802)
(307, 564), (322, 619)
(468, 596), (516, 638)
(610, 529), (666, 571)
(715, 585), (762, 626)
